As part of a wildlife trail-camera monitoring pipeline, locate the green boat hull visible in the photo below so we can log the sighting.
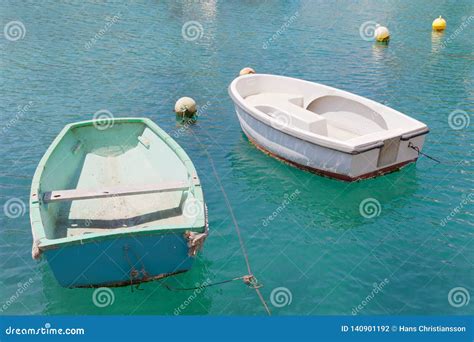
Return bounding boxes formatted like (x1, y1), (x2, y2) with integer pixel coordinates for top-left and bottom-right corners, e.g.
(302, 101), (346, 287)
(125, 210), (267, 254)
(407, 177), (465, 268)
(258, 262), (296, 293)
(30, 118), (207, 287)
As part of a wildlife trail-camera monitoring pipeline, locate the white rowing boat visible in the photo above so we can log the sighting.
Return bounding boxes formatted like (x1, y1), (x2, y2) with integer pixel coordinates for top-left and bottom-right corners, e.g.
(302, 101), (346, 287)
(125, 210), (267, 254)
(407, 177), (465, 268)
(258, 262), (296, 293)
(229, 74), (429, 181)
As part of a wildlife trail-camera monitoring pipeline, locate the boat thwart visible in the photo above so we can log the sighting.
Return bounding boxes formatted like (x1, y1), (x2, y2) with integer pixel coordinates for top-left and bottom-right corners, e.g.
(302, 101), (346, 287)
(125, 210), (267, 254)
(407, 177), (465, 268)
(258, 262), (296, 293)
(30, 118), (207, 287)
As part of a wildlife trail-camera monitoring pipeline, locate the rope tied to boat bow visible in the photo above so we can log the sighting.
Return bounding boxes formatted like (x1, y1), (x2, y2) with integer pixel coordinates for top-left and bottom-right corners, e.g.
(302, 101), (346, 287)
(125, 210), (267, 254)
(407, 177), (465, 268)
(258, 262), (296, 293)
(185, 231), (207, 257)
(31, 240), (42, 260)
(408, 142), (441, 163)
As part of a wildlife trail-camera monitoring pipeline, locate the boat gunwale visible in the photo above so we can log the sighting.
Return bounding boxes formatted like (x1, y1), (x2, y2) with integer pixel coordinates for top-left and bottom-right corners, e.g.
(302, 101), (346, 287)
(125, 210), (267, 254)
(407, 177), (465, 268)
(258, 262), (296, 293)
(30, 117), (206, 250)
(228, 74), (429, 154)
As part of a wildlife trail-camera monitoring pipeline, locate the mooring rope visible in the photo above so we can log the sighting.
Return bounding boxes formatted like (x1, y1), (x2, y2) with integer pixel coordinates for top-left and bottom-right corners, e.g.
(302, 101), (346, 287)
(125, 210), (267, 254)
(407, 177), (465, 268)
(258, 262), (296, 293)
(163, 274), (261, 291)
(408, 142), (441, 163)
(187, 128), (272, 315)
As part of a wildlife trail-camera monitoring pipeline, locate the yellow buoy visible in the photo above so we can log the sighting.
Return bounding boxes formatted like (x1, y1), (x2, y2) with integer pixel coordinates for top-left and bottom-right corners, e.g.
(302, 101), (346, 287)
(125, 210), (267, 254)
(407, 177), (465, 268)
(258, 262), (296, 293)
(174, 97), (197, 116)
(432, 16), (446, 31)
(239, 67), (255, 76)
(374, 25), (390, 42)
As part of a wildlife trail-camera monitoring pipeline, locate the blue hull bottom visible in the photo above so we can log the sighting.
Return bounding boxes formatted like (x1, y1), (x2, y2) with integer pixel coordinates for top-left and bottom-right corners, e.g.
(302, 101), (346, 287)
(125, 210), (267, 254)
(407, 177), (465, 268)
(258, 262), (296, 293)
(44, 233), (194, 287)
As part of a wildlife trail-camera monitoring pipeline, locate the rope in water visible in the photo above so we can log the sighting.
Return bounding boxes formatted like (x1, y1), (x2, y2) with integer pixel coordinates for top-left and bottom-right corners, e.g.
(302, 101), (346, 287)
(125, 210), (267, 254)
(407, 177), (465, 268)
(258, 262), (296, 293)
(163, 275), (260, 291)
(408, 142), (441, 163)
(187, 127), (272, 315)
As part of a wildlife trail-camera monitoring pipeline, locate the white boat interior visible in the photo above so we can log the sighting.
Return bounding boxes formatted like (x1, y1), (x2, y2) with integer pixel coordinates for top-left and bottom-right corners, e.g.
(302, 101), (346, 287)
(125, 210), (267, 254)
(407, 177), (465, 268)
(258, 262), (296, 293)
(231, 74), (428, 154)
(33, 120), (203, 241)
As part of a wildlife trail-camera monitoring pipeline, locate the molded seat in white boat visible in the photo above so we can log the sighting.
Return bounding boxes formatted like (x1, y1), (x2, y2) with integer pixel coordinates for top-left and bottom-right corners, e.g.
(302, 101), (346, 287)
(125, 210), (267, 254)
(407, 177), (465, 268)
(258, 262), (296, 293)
(245, 93), (328, 135)
(306, 95), (388, 136)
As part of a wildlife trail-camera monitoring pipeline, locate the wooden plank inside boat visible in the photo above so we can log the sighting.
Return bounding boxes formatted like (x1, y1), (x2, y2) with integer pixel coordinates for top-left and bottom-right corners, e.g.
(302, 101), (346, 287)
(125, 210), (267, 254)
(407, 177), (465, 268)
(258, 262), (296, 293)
(43, 181), (189, 203)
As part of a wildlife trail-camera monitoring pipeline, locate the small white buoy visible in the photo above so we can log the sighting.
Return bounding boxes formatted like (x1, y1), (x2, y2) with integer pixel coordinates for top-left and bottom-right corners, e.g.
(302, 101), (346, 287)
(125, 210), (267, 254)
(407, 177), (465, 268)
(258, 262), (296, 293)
(374, 25), (390, 42)
(432, 16), (447, 31)
(239, 67), (255, 76)
(174, 97), (197, 116)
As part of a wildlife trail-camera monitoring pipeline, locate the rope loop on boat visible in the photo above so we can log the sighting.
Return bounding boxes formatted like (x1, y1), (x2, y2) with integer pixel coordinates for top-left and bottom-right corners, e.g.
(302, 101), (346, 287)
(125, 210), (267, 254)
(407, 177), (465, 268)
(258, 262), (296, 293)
(408, 142), (441, 163)
(123, 244), (149, 291)
(31, 240), (42, 260)
(184, 231), (208, 257)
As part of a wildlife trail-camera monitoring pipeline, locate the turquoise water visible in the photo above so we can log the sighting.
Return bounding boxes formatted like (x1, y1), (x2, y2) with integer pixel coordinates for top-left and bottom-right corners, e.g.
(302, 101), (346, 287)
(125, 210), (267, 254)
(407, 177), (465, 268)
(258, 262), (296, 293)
(1, 0), (473, 315)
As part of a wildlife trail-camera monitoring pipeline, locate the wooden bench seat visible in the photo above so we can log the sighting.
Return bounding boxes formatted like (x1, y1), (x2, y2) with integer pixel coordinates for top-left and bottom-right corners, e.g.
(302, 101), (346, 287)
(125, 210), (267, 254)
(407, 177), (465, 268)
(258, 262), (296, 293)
(43, 181), (189, 203)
